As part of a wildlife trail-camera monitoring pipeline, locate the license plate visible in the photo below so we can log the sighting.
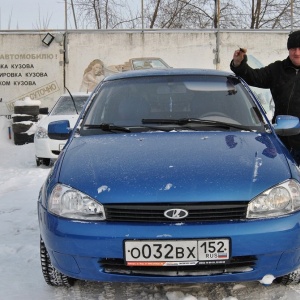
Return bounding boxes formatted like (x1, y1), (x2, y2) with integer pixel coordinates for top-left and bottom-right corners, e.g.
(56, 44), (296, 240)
(124, 239), (230, 266)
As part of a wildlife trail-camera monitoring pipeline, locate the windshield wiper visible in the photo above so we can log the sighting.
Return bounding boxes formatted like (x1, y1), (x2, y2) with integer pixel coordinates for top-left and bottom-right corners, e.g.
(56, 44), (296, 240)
(83, 123), (131, 133)
(142, 118), (255, 132)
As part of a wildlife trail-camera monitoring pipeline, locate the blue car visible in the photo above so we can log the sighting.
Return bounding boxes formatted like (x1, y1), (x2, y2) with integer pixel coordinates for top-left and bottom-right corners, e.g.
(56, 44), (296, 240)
(38, 69), (300, 287)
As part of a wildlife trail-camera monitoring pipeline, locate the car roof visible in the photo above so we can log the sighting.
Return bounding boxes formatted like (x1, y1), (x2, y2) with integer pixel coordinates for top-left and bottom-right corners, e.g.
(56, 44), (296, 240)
(103, 68), (236, 82)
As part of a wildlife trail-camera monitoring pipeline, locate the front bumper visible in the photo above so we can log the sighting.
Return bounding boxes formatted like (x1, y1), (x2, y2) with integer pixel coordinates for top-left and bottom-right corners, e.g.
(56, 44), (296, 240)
(38, 203), (300, 283)
(34, 137), (66, 159)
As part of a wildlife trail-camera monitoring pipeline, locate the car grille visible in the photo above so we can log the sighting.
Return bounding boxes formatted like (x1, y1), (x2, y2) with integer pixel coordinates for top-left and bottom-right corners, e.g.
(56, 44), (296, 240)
(104, 202), (248, 222)
(100, 256), (256, 276)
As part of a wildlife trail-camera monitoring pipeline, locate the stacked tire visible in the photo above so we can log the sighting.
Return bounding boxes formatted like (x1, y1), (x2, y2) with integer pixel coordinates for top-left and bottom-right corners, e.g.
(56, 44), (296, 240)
(12, 97), (40, 145)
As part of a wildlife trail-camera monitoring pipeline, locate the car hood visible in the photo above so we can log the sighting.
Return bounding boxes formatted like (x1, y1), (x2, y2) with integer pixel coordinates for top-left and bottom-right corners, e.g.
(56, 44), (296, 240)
(37, 115), (80, 129)
(58, 131), (291, 203)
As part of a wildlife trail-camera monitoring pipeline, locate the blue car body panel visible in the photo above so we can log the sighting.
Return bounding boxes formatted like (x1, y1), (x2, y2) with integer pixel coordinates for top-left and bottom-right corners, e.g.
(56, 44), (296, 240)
(58, 132), (292, 203)
(38, 203), (300, 283)
(38, 130), (300, 283)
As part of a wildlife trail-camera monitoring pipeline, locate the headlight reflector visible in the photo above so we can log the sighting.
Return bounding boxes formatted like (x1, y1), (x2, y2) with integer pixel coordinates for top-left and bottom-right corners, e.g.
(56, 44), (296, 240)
(48, 184), (106, 220)
(247, 180), (300, 218)
(35, 126), (48, 139)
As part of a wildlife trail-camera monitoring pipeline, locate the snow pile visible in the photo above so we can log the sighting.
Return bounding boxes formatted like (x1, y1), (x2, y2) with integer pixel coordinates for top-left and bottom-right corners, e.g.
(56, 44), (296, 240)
(259, 274), (276, 285)
(26, 122), (38, 135)
(14, 96), (41, 106)
(166, 291), (199, 300)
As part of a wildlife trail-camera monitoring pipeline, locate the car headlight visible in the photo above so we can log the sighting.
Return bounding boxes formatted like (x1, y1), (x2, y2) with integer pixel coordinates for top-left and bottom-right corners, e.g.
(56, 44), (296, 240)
(247, 179), (300, 218)
(48, 184), (106, 220)
(35, 127), (48, 139)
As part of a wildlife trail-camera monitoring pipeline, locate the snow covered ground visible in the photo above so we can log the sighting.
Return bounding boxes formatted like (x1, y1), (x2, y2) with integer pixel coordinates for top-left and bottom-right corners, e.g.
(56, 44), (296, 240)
(1, 115), (300, 300)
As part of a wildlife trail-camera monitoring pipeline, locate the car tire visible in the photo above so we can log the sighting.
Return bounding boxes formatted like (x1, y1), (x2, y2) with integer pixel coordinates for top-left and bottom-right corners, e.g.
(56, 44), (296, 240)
(275, 270), (300, 285)
(36, 157), (42, 167)
(12, 123), (33, 134)
(40, 237), (75, 287)
(43, 158), (51, 166)
(36, 157), (51, 167)
(13, 133), (34, 145)
(14, 105), (40, 115)
(12, 115), (38, 123)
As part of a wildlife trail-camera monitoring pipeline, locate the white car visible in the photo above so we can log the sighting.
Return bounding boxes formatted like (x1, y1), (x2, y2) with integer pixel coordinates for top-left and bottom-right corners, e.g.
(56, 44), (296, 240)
(34, 92), (90, 166)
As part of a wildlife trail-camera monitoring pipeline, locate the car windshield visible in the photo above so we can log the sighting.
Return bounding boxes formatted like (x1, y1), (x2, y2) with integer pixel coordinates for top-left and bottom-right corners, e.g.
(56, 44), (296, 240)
(81, 75), (266, 134)
(50, 95), (88, 116)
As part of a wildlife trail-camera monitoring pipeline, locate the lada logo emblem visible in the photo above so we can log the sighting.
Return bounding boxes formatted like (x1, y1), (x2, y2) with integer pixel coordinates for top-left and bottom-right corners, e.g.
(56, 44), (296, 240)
(164, 208), (188, 219)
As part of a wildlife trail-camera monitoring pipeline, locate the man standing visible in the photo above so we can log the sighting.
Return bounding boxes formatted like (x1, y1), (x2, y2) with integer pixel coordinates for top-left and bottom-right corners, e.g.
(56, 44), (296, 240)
(230, 30), (300, 164)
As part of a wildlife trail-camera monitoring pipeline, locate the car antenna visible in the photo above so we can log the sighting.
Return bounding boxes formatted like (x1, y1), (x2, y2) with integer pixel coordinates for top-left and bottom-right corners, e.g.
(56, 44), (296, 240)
(64, 86), (79, 115)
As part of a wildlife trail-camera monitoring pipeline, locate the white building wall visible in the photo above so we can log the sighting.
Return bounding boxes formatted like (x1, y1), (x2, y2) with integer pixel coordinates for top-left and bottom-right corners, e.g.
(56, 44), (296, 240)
(0, 32), (64, 115)
(218, 31), (288, 71)
(0, 30), (291, 116)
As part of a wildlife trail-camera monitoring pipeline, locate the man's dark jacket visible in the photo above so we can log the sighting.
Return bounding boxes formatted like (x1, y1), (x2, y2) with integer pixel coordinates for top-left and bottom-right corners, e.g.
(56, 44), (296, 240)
(230, 56), (300, 149)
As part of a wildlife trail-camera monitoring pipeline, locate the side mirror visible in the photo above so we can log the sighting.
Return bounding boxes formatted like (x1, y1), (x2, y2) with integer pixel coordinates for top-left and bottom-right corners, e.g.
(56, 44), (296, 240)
(48, 120), (71, 140)
(273, 115), (300, 136)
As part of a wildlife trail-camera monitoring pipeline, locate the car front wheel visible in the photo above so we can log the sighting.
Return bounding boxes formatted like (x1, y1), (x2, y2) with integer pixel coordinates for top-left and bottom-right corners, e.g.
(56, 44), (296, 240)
(275, 270), (300, 285)
(42, 158), (51, 166)
(36, 157), (51, 167)
(36, 157), (42, 166)
(40, 237), (75, 287)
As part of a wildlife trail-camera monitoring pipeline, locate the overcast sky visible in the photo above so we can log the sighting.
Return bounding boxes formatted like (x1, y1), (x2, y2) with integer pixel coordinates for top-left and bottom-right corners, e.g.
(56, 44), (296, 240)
(1, 0), (70, 30)
(0, 0), (141, 30)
